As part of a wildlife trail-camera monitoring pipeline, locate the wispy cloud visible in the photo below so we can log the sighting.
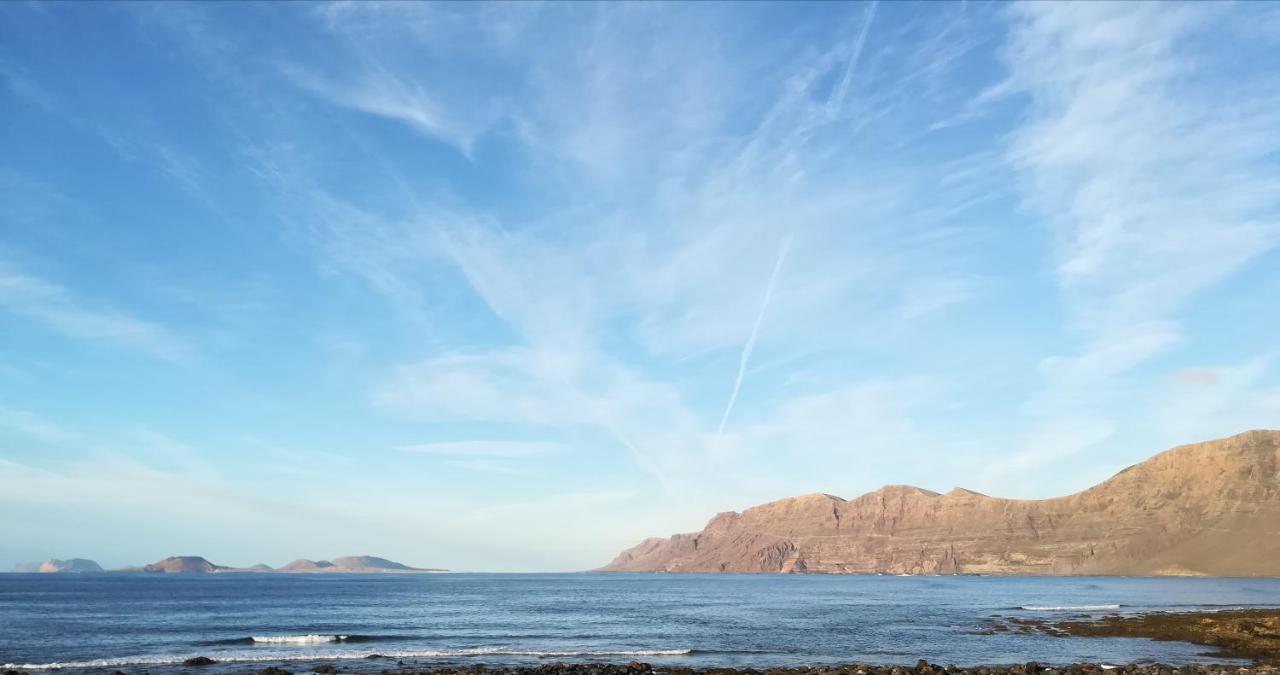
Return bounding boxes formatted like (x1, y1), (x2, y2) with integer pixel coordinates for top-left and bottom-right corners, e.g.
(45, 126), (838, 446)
(278, 3), (993, 502)
(0, 261), (193, 364)
(396, 440), (566, 459)
(280, 65), (485, 157)
(0, 405), (82, 446)
(995, 1), (1280, 476)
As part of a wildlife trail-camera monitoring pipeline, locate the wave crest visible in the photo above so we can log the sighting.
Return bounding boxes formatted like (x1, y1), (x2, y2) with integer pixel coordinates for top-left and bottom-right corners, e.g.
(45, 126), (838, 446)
(1019, 604), (1121, 611)
(252, 635), (350, 644)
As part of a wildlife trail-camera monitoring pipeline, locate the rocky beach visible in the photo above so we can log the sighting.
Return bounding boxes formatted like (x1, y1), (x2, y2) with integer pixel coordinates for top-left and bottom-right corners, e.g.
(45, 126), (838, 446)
(994, 610), (1280, 664)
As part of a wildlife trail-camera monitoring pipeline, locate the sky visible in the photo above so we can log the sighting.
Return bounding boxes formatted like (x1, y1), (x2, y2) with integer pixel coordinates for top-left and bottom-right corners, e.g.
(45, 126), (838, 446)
(1, 1), (1279, 573)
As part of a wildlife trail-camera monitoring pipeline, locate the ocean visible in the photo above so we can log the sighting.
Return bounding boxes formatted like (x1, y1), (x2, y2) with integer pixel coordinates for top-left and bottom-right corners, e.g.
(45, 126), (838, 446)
(2, 573), (1279, 673)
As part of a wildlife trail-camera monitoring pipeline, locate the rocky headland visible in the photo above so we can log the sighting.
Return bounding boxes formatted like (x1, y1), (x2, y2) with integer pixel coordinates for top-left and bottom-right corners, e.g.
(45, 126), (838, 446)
(996, 610), (1280, 663)
(603, 430), (1280, 576)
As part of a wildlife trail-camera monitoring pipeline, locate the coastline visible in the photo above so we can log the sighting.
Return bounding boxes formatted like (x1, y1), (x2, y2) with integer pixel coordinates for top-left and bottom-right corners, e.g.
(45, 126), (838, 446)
(4, 661), (1279, 675)
(5, 580), (1278, 675)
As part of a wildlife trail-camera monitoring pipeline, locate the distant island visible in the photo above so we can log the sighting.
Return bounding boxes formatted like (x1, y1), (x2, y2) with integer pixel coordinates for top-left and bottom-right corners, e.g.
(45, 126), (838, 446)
(602, 429), (1280, 577)
(11, 558), (105, 574)
(11, 554), (446, 574)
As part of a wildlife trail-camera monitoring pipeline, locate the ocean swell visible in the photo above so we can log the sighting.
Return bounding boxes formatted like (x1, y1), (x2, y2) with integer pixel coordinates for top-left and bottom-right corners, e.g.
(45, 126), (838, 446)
(2, 647), (696, 670)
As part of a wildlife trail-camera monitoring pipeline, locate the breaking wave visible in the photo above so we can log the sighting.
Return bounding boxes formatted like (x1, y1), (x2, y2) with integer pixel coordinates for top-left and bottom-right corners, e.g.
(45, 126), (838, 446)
(1019, 604), (1122, 611)
(252, 635), (352, 644)
(203, 635), (396, 646)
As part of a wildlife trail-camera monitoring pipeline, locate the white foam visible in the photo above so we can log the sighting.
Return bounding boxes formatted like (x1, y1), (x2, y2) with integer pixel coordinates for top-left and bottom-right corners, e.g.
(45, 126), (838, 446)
(252, 635), (350, 644)
(1020, 604), (1121, 611)
(3, 647), (694, 670)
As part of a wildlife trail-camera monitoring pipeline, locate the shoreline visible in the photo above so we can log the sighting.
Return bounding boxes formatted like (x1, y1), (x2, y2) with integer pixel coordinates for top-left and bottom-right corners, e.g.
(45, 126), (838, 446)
(4, 662), (1280, 675)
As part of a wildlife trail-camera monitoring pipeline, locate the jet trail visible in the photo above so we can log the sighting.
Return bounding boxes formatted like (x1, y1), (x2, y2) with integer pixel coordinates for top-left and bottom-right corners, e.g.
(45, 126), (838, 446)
(714, 235), (793, 442)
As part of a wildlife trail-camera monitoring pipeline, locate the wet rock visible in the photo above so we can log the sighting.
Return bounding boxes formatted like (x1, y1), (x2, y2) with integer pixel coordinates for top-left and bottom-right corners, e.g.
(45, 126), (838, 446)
(183, 656), (216, 666)
(259, 667), (293, 675)
(313, 666), (339, 674)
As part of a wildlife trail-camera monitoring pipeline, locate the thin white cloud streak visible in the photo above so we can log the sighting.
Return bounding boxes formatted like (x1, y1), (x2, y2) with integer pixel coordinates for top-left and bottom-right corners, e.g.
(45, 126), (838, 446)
(715, 235), (792, 441)
(0, 406), (82, 446)
(396, 440), (566, 458)
(279, 64), (481, 157)
(827, 1), (878, 118)
(0, 261), (192, 364)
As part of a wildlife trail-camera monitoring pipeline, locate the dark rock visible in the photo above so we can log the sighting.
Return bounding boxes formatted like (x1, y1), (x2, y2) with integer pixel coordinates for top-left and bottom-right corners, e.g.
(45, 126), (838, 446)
(183, 657), (216, 666)
(313, 666), (338, 674)
(258, 668), (292, 675)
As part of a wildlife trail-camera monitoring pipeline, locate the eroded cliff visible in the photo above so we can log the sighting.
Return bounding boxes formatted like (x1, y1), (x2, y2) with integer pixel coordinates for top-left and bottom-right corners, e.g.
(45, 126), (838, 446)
(602, 430), (1280, 576)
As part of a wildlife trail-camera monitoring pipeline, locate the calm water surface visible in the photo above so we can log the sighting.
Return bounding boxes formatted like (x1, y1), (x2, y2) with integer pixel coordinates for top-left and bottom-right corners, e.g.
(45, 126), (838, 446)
(3, 574), (1279, 672)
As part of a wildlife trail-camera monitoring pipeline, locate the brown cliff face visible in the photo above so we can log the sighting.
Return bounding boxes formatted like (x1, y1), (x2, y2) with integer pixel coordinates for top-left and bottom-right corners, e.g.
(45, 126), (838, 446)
(601, 430), (1280, 576)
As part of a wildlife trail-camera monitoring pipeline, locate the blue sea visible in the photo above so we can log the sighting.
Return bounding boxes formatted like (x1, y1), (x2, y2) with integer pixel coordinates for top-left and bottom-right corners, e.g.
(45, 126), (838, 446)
(2, 574), (1279, 673)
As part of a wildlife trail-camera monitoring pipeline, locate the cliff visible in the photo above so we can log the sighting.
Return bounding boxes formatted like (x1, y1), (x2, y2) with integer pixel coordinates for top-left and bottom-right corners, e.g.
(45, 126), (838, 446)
(601, 430), (1280, 576)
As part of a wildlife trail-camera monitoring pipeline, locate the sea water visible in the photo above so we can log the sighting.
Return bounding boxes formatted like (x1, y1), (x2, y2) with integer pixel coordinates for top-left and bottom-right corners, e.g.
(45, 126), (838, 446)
(2, 573), (1279, 672)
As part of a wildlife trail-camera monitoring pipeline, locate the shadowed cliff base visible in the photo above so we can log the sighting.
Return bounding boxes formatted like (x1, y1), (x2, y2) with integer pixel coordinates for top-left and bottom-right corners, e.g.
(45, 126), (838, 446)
(602, 430), (1280, 576)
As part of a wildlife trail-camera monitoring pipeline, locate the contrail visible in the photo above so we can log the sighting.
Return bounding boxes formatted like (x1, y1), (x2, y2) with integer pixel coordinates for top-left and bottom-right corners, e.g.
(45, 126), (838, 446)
(714, 235), (793, 442)
(828, 1), (878, 118)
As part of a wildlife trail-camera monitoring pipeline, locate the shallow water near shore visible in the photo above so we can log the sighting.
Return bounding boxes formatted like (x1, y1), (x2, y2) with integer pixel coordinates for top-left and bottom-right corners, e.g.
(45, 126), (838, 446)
(3, 574), (1279, 673)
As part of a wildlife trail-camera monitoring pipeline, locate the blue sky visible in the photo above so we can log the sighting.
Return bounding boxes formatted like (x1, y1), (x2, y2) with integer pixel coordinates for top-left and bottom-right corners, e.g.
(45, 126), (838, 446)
(1, 2), (1278, 572)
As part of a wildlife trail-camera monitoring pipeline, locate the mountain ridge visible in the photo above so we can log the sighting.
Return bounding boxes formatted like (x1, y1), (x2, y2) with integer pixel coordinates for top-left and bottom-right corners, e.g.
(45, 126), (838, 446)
(11, 555), (445, 574)
(601, 430), (1280, 576)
